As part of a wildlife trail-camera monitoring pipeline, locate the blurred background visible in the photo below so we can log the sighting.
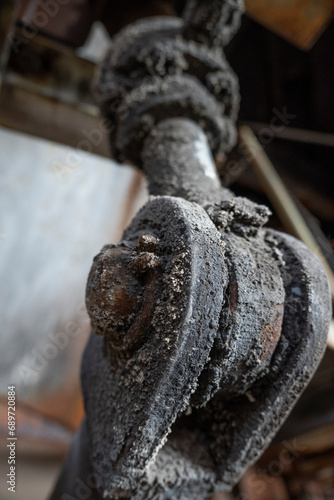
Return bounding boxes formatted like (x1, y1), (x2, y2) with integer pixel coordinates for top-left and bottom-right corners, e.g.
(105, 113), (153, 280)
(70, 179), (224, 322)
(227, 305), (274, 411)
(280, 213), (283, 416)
(0, 1), (334, 499)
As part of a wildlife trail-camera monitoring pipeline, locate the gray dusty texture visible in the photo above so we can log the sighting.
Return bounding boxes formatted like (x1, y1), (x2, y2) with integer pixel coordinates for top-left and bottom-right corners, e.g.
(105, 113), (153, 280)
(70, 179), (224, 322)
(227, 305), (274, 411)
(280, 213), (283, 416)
(50, 1), (332, 498)
(142, 118), (234, 206)
(94, 15), (239, 167)
(183, 0), (245, 47)
(190, 229), (331, 487)
(82, 196), (227, 498)
(80, 190), (331, 500)
(192, 228), (285, 405)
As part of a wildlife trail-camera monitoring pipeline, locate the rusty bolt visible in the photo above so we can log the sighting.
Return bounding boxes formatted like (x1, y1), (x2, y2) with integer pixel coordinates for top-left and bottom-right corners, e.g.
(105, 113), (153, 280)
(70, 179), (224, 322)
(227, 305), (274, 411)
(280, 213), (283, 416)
(85, 236), (161, 354)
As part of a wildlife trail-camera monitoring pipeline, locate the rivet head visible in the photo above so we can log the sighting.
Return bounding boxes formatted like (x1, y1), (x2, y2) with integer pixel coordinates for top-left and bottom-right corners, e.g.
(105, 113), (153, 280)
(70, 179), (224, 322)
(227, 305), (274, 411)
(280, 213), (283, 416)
(135, 234), (158, 253)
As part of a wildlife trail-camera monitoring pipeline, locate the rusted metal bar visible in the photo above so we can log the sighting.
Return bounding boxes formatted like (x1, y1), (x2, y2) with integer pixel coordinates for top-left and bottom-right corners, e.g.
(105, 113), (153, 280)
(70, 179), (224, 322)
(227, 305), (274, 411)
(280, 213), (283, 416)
(142, 118), (234, 205)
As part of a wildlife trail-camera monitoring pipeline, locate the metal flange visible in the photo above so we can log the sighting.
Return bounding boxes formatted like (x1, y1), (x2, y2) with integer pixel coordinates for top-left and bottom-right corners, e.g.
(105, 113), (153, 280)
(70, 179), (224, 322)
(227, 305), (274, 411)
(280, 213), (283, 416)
(83, 196), (227, 496)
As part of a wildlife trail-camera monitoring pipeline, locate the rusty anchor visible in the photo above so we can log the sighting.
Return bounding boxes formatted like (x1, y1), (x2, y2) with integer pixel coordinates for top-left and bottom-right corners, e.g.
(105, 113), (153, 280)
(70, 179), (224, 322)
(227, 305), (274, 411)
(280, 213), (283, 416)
(50, 1), (331, 499)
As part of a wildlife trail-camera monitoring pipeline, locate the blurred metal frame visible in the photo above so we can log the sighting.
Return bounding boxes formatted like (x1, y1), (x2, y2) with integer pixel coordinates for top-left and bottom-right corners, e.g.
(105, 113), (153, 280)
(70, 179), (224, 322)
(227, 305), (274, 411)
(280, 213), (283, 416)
(1, 0), (333, 155)
(0, 15), (109, 156)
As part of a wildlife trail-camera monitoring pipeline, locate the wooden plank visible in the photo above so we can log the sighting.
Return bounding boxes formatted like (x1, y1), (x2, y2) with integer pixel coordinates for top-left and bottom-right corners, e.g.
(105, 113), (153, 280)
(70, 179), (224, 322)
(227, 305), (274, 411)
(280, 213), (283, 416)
(0, 82), (110, 157)
(245, 0), (334, 50)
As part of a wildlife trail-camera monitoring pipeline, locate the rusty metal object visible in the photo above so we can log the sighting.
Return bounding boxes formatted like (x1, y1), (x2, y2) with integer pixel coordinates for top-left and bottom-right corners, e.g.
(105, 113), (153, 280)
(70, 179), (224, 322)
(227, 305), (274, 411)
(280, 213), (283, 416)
(50, 1), (331, 499)
(79, 119), (331, 500)
(94, 1), (241, 166)
(4, 1), (334, 155)
(86, 240), (161, 354)
(83, 195), (227, 498)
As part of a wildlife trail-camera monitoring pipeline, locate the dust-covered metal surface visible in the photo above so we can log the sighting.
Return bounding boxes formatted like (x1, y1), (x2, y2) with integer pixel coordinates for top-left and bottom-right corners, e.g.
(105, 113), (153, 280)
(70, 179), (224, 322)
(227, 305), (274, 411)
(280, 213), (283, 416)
(50, 1), (331, 499)
(82, 179), (331, 499)
(84, 195), (227, 496)
(142, 119), (234, 206)
(94, 0), (242, 167)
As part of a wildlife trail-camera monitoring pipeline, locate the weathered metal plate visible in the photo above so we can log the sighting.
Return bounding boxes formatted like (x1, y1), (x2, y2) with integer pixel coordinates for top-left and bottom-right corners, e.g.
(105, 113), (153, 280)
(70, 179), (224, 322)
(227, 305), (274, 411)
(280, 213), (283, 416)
(245, 0), (334, 50)
(186, 229), (331, 488)
(82, 196), (227, 497)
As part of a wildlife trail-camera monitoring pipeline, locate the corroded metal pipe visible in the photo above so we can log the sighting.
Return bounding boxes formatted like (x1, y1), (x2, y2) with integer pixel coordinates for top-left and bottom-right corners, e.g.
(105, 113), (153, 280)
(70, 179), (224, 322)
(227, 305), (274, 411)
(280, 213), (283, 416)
(142, 118), (234, 206)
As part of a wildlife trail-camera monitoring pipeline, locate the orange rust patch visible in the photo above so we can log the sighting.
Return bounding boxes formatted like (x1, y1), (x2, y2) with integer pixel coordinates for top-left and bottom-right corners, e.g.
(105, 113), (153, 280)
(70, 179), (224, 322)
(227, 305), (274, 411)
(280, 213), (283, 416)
(258, 303), (284, 363)
(229, 269), (238, 314)
(112, 286), (139, 317)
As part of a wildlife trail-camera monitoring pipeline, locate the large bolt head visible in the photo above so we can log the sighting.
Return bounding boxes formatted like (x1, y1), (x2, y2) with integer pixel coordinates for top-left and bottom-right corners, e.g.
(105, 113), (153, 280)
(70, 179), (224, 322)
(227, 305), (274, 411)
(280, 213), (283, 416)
(85, 237), (160, 353)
